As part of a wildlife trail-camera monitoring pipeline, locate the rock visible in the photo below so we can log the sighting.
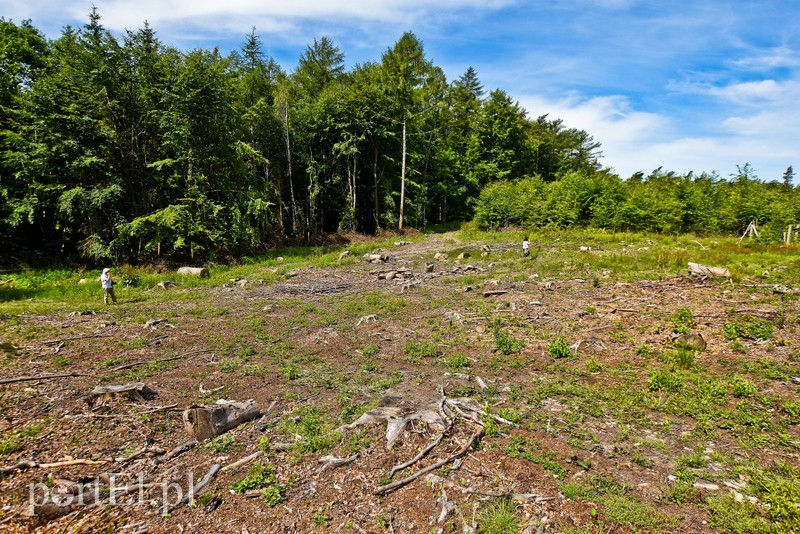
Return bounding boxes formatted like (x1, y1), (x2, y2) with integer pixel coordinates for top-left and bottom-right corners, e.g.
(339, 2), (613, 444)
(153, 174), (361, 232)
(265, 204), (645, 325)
(434, 252), (447, 261)
(457, 252), (470, 259)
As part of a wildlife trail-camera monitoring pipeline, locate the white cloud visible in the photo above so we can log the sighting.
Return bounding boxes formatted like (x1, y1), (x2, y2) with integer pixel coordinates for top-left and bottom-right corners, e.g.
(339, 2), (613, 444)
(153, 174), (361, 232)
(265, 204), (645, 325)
(516, 91), (798, 180)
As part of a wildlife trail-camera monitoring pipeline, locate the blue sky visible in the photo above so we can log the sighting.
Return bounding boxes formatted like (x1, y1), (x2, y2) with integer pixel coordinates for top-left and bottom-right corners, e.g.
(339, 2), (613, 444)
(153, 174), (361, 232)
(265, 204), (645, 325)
(5, 0), (800, 181)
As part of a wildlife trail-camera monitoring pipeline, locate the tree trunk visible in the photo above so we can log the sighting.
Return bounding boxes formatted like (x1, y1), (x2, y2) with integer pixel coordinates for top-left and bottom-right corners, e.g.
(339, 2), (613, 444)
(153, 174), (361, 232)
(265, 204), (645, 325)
(182, 399), (260, 441)
(399, 116), (407, 230)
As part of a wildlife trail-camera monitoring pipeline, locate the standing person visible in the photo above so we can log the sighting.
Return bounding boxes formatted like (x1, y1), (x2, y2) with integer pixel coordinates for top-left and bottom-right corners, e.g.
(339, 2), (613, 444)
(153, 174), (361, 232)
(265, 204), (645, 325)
(99, 268), (117, 304)
(522, 236), (530, 258)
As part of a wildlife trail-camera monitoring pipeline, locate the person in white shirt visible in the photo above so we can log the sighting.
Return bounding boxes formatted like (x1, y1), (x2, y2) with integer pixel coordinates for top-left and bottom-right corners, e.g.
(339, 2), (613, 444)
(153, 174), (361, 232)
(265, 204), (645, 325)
(99, 267), (117, 304)
(522, 237), (530, 258)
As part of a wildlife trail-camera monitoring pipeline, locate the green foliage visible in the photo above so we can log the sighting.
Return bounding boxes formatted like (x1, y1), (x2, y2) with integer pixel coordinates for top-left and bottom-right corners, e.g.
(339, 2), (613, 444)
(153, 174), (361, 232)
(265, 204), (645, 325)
(204, 434), (235, 453)
(231, 462), (284, 506)
(670, 307), (696, 333)
(403, 339), (440, 360)
(546, 336), (572, 359)
(723, 316), (774, 341)
(494, 329), (526, 355)
(0, 433), (23, 455)
(729, 375), (757, 398)
(648, 369), (683, 392)
(477, 497), (520, 534)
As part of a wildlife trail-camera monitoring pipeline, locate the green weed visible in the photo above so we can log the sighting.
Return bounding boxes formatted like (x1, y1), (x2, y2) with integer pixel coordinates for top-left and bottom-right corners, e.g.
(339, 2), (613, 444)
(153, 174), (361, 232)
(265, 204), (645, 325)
(546, 336), (571, 359)
(477, 497), (519, 534)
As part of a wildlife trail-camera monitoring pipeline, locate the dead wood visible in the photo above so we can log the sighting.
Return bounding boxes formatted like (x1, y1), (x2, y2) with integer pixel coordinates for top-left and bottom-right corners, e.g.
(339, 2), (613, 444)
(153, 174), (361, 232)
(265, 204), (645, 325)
(390, 432), (447, 477)
(90, 383), (155, 404)
(316, 453), (359, 474)
(182, 399), (260, 441)
(373, 427), (485, 496)
(355, 314), (377, 327)
(39, 459), (107, 469)
(0, 460), (38, 474)
(688, 262), (731, 278)
(481, 290), (508, 297)
(156, 440), (199, 464)
(109, 349), (213, 372)
(42, 333), (112, 345)
(0, 372), (90, 386)
(179, 463), (221, 505)
(220, 450), (264, 474)
(114, 445), (166, 465)
(177, 266), (209, 278)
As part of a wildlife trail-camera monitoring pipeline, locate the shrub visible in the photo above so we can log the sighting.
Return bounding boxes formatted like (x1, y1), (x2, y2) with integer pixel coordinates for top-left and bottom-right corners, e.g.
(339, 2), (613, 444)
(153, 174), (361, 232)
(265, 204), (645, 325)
(546, 336), (571, 359)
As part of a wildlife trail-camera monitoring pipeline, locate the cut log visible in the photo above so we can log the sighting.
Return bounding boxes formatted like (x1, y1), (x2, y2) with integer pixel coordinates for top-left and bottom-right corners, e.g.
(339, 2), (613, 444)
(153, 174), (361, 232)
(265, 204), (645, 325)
(177, 267), (209, 278)
(90, 383), (155, 404)
(182, 399), (259, 441)
(688, 262), (730, 278)
(482, 290), (509, 297)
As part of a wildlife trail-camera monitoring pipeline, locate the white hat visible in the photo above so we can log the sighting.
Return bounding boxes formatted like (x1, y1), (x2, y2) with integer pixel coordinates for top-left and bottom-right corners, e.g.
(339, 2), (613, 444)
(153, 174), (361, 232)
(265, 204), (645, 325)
(103, 268), (110, 273)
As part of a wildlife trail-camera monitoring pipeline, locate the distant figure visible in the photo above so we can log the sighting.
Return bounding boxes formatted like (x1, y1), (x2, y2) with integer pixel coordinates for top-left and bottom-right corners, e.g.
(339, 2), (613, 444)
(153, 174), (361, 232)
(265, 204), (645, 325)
(99, 267), (117, 304)
(522, 236), (530, 258)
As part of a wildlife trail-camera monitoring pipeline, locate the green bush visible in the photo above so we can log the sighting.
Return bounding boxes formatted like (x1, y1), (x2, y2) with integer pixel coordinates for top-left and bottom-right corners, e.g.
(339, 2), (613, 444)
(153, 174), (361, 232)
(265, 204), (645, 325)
(546, 336), (571, 359)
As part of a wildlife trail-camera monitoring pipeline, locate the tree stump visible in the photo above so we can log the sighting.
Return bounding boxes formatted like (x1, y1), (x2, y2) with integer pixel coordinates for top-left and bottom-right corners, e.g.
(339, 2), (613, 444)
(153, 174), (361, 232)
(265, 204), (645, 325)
(182, 399), (260, 441)
(177, 267), (209, 278)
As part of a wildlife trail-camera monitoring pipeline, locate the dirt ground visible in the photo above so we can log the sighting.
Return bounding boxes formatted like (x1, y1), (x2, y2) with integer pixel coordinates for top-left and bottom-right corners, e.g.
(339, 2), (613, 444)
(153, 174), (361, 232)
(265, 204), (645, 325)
(0, 233), (798, 533)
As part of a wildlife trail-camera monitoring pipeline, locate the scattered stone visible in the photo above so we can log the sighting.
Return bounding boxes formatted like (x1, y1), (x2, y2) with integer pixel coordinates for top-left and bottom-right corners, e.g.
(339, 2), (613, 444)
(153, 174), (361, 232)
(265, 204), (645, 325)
(457, 252), (470, 260)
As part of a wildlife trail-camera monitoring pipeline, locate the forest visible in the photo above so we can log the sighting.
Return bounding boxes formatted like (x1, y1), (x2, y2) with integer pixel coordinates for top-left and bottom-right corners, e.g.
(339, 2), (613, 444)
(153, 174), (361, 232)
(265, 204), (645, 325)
(1, 10), (798, 265)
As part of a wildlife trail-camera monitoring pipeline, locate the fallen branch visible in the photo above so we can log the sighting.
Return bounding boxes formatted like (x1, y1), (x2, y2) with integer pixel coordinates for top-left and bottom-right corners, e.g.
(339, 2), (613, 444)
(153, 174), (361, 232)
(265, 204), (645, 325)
(0, 460), (38, 474)
(115, 445), (166, 465)
(179, 463), (221, 505)
(39, 459), (107, 469)
(220, 451), (263, 474)
(373, 427), (484, 496)
(482, 290), (508, 297)
(42, 333), (112, 345)
(0, 373), (89, 386)
(156, 440), (199, 465)
(109, 349), (213, 372)
(390, 433), (447, 477)
(316, 453), (359, 474)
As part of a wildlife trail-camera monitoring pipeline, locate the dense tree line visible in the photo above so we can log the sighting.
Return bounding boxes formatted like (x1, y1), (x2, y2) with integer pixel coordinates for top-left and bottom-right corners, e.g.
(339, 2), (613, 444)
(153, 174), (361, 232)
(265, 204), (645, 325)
(0, 12), (796, 265)
(475, 164), (799, 241)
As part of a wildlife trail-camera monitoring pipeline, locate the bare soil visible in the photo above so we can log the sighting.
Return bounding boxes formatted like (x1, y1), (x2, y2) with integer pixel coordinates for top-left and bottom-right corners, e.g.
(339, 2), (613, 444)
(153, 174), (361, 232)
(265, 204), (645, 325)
(0, 233), (798, 533)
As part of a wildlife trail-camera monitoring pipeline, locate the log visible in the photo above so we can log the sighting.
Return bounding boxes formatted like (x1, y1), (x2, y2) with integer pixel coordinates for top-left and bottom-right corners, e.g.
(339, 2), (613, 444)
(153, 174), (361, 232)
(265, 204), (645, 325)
(90, 382), (155, 404)
(182, 399), (260, 441)
(177, 266), (209, 278)
(688, 262), (730, 278)
(0, 373), (89, 386)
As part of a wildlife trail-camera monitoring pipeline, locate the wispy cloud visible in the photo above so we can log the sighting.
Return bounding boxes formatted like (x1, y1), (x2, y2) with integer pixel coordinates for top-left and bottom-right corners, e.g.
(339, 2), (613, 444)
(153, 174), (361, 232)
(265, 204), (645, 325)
(5, 0), (800, 182)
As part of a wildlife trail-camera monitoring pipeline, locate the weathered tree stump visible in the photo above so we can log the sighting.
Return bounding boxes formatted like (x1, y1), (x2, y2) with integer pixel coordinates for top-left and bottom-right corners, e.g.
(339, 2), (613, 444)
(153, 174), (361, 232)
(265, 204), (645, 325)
(90, 383), (155, 405)
(688, 262), (730, 278)
(177, 267), (209, 278)
(182, 399), (260, 441)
